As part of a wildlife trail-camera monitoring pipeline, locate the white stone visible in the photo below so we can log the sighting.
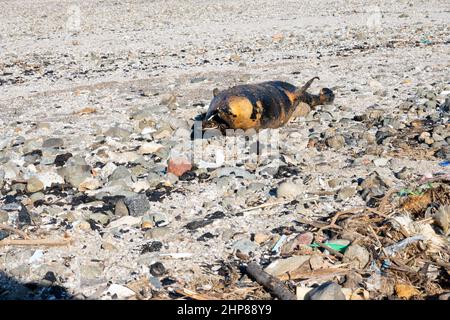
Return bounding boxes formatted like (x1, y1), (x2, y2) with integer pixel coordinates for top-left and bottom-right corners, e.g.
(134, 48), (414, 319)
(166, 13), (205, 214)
(100, 162), (118, 180)
(132, 180), (150, 192)
(108, 151), (140, 163)
(107, 216), (142, 229)
(36, 171), (65, 188)
(373, 158), (389, 167)
(105, 284), (136, 299)
(2, 162), (20, 180)
(276, 182), (303, 199)
(138, 142), (163, 155)
(265, 256), (310, 276)
(78, 178), (101, 191)
(141, 127), (155, 135)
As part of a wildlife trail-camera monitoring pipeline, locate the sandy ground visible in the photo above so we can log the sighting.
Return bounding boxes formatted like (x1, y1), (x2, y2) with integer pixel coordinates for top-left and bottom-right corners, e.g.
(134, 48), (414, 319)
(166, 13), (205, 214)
(0, 0), (449, 300)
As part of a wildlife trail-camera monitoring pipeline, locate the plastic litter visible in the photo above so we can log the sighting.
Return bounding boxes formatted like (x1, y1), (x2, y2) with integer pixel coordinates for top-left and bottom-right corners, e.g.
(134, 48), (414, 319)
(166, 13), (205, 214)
(398, 183), (432, 196)
(384, 235), (426, 256)
(271, 234), (287, 254)
(439, 161), (450, 167)
(381, 259), (391, 271)
(309, 242), (350, 253)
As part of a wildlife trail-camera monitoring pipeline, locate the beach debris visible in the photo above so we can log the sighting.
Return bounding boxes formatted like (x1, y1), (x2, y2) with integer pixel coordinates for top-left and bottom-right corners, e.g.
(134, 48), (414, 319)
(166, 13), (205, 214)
(245, 262), (297, 300)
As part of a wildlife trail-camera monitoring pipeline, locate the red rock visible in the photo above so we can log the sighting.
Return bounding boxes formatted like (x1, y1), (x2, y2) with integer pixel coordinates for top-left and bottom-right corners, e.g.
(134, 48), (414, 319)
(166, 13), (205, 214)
(295, 232), (314, 245)
(167, 157), (192, 177)
(280, 232), (314, 255)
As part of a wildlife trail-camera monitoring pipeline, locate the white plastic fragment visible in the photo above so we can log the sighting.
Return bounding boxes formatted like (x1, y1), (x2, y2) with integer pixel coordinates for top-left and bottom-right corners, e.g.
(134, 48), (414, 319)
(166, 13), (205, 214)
(271, 234), (287, 254)
(384, 235), (426, 256)
(29, 250), (44, 264)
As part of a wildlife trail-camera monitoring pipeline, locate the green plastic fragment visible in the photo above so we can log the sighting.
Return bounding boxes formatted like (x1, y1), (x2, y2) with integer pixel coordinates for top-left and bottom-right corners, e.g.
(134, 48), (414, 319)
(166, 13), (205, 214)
(398, 183), (432, 196)
(309, 242), (349, 253)
(420, 38), (432, 45)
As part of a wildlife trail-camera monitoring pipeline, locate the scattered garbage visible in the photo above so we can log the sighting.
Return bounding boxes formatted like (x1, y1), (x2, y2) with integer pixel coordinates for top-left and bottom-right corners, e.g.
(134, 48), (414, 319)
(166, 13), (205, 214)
(439, 161), (450, 167)
(384, 235), (426, 256)
(309, 242), (349, 253)
(419, 38), (432, 45)
(236, 180), (449, 300)
(271, 234), (287, 254)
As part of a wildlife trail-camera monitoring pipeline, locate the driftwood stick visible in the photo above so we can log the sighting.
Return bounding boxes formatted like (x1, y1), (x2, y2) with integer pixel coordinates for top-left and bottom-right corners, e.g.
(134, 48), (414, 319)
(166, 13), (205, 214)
(278, 267), (349, 281)
(378, 188), (399, 213)
(368, 225), (390, 258)
(0, 224), (30, 239)
(318, 207), (365, 233)
(366, 207), (390, 219)
(426, 258), (450, 270)
(173, 288), (219, 300)
(296, 217), (340, 230)
(234, 200), (291, 215)
(417, 174), (450, 185)
(235, 198), (319, 215)
(0, 238), (72, 247)
(330, 207), (366, 224)
(245, 262), (297, 300)
(316, 243), (345, 259)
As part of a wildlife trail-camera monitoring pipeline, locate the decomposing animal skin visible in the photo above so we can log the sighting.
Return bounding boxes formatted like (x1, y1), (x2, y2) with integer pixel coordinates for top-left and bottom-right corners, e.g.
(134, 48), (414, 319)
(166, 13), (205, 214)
(202, 77), (334, 131)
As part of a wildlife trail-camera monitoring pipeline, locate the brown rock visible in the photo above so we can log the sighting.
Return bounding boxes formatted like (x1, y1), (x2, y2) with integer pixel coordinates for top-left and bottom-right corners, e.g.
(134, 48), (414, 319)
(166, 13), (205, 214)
(115, 199), (129, 217)
(343, 244), (370, 269)
(27, 177), (44, 193)
(293, 102), (311, 118)
(272, 33), (284, 42)
(254, 233), (270, 244)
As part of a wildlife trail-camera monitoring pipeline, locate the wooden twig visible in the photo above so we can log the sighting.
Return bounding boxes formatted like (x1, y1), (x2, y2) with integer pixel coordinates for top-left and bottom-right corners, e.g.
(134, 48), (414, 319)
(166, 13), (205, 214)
(236, 197), (320, 215)
(0, 224), (30, 239)
(366, 207), (390, 219)
(318, 207), (389, 236)
(368, 225), (389, 257)
(390, 257), (419, 273)
(319, 207), (366, 232)
(426, 258), (450, 270)
(235, 200), (290, 215)
(296, 217), (341, 230)
(417, 174), (450, 185)
(317, 206), (390, 234)
(316, 243), (345, 259)
(416, 217), (434, 224)
(173, 288), (219, 300)
(278, 267), (349, 281)
(378, 188), (399, 213)
(245, 262), (297, 300)
(11, 179), (28, 184)
(0, 238), (72, 247)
